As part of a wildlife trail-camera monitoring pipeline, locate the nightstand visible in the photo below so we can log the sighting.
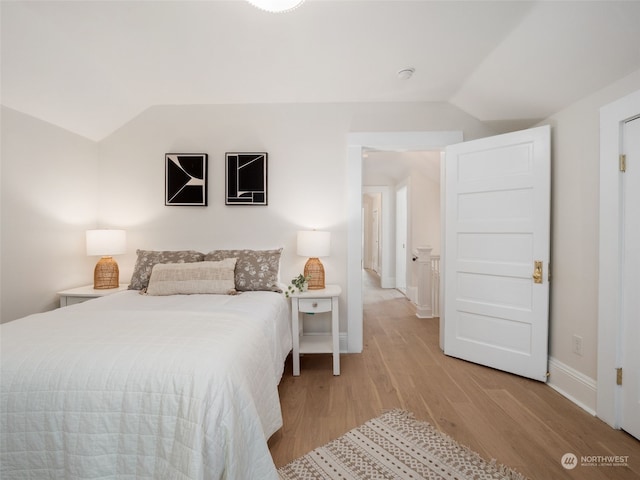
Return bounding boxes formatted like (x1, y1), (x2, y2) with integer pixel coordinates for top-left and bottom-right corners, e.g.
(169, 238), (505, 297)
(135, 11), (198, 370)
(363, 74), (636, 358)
(289, 284), (341, 376)
(57, 284), (129, 307)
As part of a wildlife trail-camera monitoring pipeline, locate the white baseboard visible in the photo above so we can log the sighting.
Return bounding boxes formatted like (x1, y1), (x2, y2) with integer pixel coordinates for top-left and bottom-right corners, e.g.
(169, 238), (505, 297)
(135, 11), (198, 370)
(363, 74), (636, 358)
(548, 357), (597, 416)
(406, 286), (417, 304)
(415, 307), (434, 319)
(380, 276), (395, 289)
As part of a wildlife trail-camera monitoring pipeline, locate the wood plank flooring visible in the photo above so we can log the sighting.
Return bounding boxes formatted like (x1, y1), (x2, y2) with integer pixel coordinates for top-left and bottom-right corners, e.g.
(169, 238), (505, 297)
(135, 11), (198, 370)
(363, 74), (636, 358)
(268, 270), (640, 479)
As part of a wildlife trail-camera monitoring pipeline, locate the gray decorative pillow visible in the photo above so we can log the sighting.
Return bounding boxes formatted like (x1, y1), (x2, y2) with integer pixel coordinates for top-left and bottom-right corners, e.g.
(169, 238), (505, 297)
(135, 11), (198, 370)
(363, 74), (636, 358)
(145, 259), (238, 296)
(128, 249), (205, 290)
(204, 248), (282, 292)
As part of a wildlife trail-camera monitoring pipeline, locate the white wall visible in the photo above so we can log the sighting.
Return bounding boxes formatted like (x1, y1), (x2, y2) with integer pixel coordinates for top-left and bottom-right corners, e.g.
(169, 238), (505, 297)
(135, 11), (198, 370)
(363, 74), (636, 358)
(98, 103), (350, 302)
(410, 170), (440, 254)
(97, 101), (493, 334)
(409, 170), (440, 289)
(1, 107), (98, 323)
(542, 69), (640, 412)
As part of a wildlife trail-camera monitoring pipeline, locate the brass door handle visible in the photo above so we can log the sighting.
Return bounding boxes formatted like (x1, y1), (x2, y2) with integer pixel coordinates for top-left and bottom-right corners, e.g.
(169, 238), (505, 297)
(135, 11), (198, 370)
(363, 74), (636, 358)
(533, 261), (543, 284)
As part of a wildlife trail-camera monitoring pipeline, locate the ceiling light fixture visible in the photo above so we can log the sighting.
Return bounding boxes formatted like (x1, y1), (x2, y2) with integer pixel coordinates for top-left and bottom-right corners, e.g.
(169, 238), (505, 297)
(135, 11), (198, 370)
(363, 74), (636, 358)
(397, 67), (415, 80)
(246, 0), (305, 12)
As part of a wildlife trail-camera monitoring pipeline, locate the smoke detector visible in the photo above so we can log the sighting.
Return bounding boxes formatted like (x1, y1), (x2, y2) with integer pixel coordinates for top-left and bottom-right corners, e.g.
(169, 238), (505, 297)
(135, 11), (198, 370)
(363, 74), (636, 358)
(397, 67), (415, 80)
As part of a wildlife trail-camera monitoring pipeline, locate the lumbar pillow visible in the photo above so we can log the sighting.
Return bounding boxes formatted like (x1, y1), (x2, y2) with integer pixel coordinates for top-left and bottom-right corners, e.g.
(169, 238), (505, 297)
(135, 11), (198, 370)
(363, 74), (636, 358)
(145, 258), (237, 296)
(128, 249), (205, 290)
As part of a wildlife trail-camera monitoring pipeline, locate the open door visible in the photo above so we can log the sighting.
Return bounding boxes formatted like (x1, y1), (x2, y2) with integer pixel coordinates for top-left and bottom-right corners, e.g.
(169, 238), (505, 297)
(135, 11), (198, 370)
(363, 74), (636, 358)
(443, 126), (550, 382)
(621, 117), (640, 440)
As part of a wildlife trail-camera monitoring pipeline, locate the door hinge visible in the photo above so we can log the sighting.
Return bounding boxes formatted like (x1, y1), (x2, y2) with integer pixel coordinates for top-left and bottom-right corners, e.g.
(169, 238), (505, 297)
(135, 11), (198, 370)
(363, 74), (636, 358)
(620, 154), (626, 173)
(548, 262), (552, 282)
(616, 367), (623, 386)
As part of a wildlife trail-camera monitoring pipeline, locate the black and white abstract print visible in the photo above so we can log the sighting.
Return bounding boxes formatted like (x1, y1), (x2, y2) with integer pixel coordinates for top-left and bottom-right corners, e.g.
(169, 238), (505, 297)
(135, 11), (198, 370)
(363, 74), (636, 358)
(165, 153), (208, 206)
(225, 152), (267, 206)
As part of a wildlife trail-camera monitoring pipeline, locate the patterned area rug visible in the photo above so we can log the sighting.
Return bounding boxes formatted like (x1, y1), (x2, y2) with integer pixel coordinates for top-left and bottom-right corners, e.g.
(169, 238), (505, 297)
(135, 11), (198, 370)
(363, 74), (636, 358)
(278, 410), (528, 480)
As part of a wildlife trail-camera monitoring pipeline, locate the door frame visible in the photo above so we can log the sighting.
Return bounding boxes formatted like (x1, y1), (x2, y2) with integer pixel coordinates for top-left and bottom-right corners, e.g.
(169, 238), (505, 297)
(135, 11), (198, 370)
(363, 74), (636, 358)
(395, 181), (409, 294)
(597, 89), (640, 428)
(347, 131), (463, 353)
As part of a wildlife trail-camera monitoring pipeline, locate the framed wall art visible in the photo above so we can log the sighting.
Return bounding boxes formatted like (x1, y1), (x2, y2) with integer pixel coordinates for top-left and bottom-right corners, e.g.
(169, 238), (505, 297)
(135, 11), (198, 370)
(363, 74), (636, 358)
(225, 152), (268, 205)
(165, 153), (208, 206)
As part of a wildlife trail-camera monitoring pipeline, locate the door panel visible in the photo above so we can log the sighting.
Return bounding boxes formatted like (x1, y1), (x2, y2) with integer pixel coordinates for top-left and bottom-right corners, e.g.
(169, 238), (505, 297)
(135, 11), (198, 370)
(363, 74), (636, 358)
(444, 126), (550, 382)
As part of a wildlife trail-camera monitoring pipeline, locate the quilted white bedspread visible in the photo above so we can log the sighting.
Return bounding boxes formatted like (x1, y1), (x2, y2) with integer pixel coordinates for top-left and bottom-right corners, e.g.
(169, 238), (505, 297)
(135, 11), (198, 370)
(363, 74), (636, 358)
(1, 290), (292, 479)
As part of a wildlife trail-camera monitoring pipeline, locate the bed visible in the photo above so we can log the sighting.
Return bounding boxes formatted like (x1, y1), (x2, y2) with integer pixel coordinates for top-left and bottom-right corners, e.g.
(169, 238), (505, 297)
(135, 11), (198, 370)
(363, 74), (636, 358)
(1, 249), (292, 479)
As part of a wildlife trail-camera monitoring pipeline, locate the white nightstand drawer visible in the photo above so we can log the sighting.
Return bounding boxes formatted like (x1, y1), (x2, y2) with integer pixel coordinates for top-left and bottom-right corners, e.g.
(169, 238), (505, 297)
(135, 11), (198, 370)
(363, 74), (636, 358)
(298, 298), (332, 313)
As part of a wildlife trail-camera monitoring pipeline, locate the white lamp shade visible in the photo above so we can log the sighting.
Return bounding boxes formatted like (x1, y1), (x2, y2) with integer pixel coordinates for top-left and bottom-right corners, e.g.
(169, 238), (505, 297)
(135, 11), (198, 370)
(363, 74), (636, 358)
(297, 230), (331, 258)
(246, 0), (304, 12)
(86, 229), (127, 256)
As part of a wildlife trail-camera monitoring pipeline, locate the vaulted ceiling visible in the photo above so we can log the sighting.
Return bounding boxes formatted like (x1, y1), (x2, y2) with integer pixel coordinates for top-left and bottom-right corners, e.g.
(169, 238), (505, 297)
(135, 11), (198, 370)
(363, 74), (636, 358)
(2, 0), (639, 141)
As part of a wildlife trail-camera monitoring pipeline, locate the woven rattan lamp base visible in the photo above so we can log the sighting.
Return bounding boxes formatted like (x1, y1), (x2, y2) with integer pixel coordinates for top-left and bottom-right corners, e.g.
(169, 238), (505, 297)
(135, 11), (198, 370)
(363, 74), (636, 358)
(94, 256), (120, 289)
(304, 257), (325, 290)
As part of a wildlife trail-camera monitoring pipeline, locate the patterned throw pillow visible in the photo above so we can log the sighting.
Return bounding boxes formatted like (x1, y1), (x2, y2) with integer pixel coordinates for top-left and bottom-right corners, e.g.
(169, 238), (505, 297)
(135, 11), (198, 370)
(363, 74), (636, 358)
(128, 249), (205, 290)
(145, 259), (238, 296)
(204, 248), (282, 292)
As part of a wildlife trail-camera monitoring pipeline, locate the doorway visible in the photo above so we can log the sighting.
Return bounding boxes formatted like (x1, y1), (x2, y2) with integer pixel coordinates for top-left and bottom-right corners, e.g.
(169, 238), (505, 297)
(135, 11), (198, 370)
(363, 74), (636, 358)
(621, 116), (640, 439)
(362, 151), (443, 300)
(347, 131), (463, 353)
(362, 192), (381, 275)
(597, 89), (640, 437)
(351, 126), (552, 384)
(362, 186), (394, 288)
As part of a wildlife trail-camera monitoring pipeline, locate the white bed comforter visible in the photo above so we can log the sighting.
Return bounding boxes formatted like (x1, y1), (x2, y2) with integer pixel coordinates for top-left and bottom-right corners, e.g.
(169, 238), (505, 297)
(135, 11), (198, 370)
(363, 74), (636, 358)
(1, 290), (292, 479)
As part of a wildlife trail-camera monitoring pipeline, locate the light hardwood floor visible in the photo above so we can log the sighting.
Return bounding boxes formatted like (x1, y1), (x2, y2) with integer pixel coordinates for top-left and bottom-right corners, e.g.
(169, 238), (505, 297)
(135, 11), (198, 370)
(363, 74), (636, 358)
(268, 270), (640, 479)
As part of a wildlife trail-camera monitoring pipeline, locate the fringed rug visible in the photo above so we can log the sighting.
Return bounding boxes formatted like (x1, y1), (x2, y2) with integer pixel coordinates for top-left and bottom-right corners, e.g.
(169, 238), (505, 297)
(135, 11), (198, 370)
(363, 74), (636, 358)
(278, 410), (528, 480)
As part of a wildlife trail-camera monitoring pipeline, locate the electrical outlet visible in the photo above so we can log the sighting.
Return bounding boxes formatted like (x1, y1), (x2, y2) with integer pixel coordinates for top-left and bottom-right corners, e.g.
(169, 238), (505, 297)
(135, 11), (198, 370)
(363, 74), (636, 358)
(572, 334), (583, 356)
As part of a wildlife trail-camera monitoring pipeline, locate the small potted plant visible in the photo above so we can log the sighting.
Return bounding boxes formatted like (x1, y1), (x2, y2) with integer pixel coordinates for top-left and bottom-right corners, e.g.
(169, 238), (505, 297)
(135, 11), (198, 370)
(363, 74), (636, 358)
(285, 274), (310, 297)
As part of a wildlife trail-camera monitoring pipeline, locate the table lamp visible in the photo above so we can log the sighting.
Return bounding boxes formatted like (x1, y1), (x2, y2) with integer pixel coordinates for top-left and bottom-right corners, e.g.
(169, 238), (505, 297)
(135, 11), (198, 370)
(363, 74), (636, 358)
(86, 229), (127, 289)
(297, 230), (330, 290)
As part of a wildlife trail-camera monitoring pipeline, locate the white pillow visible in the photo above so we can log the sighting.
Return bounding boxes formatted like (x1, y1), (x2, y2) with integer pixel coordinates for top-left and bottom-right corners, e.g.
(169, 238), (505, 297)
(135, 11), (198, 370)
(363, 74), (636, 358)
(145, 258), (237, 296)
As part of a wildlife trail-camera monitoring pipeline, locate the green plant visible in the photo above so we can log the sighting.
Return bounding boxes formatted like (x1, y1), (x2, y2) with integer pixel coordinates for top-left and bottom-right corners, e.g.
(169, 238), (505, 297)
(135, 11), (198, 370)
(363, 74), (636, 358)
(285, 274), (310, 297)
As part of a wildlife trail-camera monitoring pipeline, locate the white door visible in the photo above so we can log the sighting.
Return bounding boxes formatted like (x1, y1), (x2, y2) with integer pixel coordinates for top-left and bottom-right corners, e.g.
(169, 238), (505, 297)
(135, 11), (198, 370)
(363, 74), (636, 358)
(396, 185), (408, 294)
(622, 117), (640, 440)
(443, 126), (551, 382)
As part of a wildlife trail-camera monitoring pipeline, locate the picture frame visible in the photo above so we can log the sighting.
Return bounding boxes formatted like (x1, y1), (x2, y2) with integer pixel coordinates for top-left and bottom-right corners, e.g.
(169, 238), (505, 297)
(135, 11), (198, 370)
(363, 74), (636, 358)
(165, 153), (208, 206)
(225, 152), (268, 205)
